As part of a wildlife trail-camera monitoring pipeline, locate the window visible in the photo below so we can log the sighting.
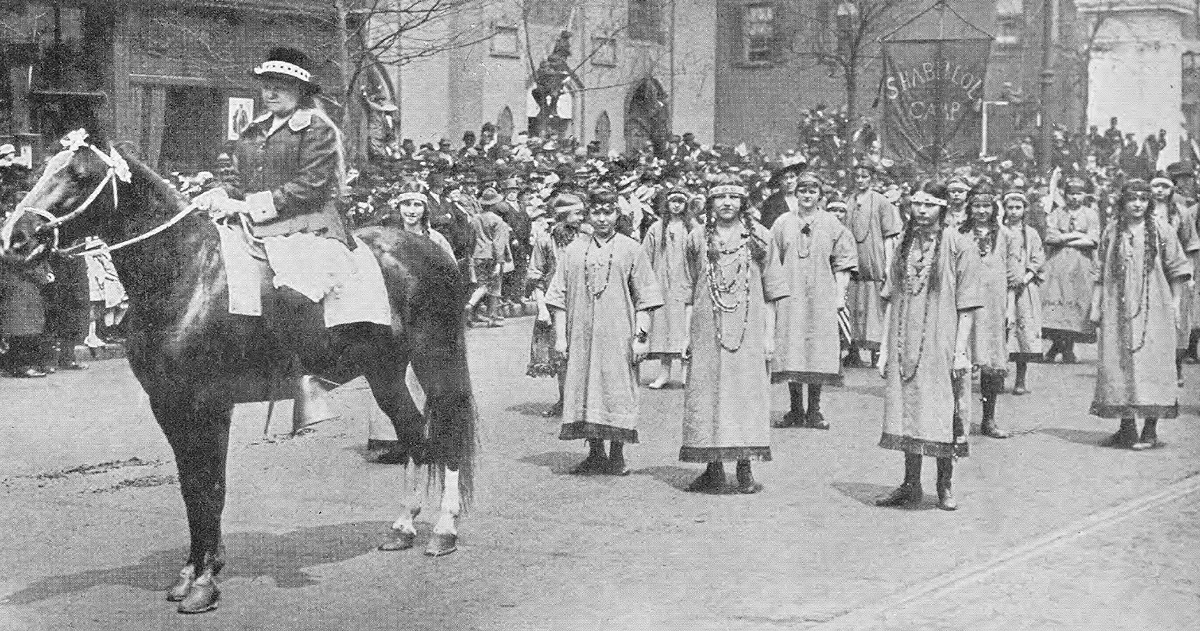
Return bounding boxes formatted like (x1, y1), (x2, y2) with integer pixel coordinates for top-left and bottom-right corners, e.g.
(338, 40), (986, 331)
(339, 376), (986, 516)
(591, 36), (617, 66)
(491, 24), (520, 58)
(995, 16), (1022, 48)
(742, 4), (776, 63)
(628, 0), (663, 43)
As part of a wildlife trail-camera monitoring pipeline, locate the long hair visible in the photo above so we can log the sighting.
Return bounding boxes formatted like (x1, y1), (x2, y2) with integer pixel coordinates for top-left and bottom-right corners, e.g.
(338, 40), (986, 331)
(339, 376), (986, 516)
(964, 183), (1002, 253)
(703, 194), (768, 266)
(1102, 179), (1162, 282)
(657, 190), (697, 246)
(892, 179), (949, 292)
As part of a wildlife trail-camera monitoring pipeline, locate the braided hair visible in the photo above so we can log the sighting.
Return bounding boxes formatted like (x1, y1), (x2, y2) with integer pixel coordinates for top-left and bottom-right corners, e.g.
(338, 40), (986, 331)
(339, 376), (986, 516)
(656, 187), (697, 247)
(892, 179), (950, 292)
(964, 182), (1002, 255)
(703, 176), (768, 266)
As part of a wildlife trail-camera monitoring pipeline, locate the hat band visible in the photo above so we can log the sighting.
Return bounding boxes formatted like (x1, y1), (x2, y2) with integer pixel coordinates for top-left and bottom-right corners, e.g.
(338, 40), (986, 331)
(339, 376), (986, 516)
(710, 184), (747, 198)
(254, 60), (312, 83)
(910, 191), (948, 207)
(394, 192), (427, 204)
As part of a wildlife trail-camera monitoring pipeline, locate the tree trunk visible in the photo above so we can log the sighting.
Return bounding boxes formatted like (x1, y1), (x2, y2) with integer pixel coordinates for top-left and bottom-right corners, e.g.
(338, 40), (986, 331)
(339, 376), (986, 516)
(333, 0), (361, 163)
(844, 65), (858, 188)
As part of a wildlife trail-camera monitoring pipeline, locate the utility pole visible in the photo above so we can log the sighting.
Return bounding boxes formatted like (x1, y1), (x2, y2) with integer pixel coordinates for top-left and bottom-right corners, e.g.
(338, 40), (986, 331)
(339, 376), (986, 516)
(1038, 0), (1055, 170)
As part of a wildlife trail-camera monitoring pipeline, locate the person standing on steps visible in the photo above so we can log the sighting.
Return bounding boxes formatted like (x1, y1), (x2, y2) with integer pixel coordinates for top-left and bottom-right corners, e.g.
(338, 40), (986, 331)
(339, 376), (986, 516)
(769, 171), (857, 430)
(680, 176), (788, 494)
(1091, 179), (1192, 451)
(546, 187), (663, 476)
(875, 181), (982, 512)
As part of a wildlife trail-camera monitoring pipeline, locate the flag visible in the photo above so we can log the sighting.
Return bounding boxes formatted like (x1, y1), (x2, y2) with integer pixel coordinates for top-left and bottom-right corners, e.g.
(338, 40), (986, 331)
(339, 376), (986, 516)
(838, 308), (853, 346)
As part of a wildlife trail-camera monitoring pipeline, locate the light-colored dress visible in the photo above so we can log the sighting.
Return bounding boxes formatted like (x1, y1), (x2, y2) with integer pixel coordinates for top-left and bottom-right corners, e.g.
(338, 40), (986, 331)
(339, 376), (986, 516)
(1157, 203), (1200, 349)
(769, 210), (858, 385)
(1005, 224), (1045, 361)
(546, 233), (664, 443)
(526, 225), (581, 377)
(1042, 205), (1101, 341)
(846, 189), (902, 350)
(880, 228), (983, 459)
(643, 219), (692, 357)
(969, 225), (1021, 373)
(1090, 218), (1192, 419)
(680, 225), (789, 463)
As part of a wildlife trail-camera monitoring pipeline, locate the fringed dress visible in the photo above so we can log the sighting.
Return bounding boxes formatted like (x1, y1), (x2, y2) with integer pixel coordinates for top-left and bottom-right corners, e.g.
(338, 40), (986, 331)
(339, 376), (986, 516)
(880, 227), (982, 459)
(969, 225), (1021, 375)
(846, 190), (902, 350)
(680, 225), (789, 463)
(1006, 224), (1046, 361)
(1042, 205), (1101, 342)
(1090, 219), (1192, 419)
(546, 233), (664, 443)
(643, 219), (691, 358)
(769, 210), (858, 385)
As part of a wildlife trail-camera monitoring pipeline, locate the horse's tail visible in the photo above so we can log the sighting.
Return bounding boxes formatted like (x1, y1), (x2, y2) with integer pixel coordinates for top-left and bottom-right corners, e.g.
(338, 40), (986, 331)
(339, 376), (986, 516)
(423, 325), (478, 511)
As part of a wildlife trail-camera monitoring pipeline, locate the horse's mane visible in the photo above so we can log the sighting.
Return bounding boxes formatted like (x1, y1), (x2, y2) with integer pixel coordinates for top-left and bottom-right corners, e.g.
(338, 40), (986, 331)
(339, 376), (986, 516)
(113, 142), (191, 212)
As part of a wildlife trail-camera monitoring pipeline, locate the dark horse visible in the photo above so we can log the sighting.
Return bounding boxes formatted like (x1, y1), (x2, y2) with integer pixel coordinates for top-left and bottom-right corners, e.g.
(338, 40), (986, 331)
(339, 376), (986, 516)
(0, 133), (476, 613)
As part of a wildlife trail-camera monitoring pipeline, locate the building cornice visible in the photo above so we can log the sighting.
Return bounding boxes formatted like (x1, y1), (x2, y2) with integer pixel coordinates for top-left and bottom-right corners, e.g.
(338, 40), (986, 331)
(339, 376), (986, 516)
(1076, 0), (1196, 16)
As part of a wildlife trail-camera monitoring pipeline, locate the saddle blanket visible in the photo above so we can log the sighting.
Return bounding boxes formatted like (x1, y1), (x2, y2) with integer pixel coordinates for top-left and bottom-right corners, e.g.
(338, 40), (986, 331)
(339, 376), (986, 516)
(216, 225), (392, 328)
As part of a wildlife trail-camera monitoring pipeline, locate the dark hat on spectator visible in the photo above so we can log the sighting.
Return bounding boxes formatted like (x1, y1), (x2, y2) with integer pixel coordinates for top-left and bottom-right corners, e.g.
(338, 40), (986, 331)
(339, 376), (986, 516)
(1166, 161), (1194, 180)
(501, 177), (521, 191)
(478, 187), (504, 206)
(589, 184), (619, 206)
(253, 47), (320, 94)
(1063, 177), (1087, 193)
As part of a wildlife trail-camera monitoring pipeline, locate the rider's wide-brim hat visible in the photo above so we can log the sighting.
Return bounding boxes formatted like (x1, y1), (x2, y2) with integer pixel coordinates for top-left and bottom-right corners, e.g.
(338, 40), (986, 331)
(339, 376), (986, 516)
(252, 47), (320, 92)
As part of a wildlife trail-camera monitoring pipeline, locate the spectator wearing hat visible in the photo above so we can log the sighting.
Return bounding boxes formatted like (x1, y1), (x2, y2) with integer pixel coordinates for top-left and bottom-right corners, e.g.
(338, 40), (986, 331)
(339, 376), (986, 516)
(499, 177), (532, 306)
(642, 186), (697, 389)
(769, 171), (858, 429)
(527, 194), (589, 416)
(1091, 179), (1192, 450)
(759, 159), (805, 229)
(844, 163), (902, 368)
(465, 187), (512, 326)
(545, 186), (664, 476)
(1149, 172), (1200, 385)
(1042, 177), (1101, 363)
(1001, 188), (1044, 396)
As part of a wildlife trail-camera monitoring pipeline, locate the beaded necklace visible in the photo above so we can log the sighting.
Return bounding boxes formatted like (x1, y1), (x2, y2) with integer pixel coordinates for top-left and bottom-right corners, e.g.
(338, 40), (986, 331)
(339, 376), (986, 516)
(707, 230), (754, 352)
(973, 224), (995, 258)
(1113, 223), (1154, 353)
(583, 234), (616, 298)
(896, 228), (942, 382)
(903, 228), (939, 296)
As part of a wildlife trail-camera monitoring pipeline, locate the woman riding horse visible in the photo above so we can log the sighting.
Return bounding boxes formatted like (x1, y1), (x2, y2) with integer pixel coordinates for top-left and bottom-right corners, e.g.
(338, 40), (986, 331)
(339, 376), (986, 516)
(0, 48), (476, 615)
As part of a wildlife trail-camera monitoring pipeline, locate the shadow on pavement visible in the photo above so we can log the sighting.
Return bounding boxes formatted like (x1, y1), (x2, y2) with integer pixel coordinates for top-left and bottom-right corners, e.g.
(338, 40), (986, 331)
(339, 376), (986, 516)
(633, 465), (697, 492)
(518, 451), (582, 475)
(505, 401), (554, 417)
(1039, 427), (1112, 447)
(2, 521), (389, 605)
(839, 381), (886, 399)
(831, 481), (939, 511)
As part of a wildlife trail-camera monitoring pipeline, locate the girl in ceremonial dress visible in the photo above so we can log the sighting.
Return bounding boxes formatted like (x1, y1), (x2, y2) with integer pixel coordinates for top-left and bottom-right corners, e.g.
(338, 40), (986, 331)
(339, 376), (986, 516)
(546, 188), (664, 475)
(643, 187), (697, 389)
(680, 177), (789, 494)
(1091, 179), (1192, 450)
(876, 181), (982, 512)
(769, 171), (857, 429)
(1148, 174), (1200, 386)
(965, 185), (1021, 439)
(527, 194), (588, 417)
(1042, 178), (1101, 363)
(1001, 189), (1045, 396)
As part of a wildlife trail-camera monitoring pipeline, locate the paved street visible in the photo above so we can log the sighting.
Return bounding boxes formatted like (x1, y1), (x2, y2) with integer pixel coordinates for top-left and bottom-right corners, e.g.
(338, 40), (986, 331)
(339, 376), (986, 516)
(1, 319), (1198, 630)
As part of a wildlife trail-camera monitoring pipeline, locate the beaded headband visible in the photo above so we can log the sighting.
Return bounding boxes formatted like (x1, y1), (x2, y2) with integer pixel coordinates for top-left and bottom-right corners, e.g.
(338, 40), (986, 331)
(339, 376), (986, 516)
(665, 190), (690, 201)
(709, 184), (747, 198)
(910, 191), (949, 207)
(1151, 176), (1174, 188)
(394, 191), (427, 204)
(1002, 190), (1027, 203)
(554, 202), (586, 215)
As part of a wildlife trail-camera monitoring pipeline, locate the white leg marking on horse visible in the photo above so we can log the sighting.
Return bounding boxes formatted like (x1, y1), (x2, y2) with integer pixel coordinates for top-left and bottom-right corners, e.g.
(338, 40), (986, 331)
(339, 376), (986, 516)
(432, 468), (460, 536)
(391, 457), (421, 534)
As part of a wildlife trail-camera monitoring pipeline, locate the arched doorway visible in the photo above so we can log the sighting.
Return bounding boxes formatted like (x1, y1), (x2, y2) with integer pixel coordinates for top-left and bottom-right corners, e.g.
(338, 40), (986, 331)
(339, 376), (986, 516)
(594, 111), (611, 155)
(624, 78), (669, 154)
(497, 106), (514, 145)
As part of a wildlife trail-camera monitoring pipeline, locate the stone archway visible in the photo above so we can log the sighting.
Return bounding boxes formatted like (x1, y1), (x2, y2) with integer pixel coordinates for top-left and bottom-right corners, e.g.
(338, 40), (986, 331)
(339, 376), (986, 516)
(624, 78), (669, 154)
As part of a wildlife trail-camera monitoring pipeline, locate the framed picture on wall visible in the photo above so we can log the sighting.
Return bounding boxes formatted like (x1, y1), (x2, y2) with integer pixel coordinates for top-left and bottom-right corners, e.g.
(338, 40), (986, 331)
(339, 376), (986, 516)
(227, 97), (254, 140)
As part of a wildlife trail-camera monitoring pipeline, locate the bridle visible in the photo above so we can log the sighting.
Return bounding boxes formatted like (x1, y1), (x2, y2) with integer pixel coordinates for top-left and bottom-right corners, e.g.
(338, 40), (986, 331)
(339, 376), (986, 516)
(1, 129), (197, 260)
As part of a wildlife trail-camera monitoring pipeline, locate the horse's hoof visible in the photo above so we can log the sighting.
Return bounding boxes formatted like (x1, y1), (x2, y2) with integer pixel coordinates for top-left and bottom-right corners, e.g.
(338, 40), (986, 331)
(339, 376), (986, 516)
(424, 532), (458, 557)
(378, 529), (416, 551)
(165, 564), (196, 602)
(177, 578), (220, 614)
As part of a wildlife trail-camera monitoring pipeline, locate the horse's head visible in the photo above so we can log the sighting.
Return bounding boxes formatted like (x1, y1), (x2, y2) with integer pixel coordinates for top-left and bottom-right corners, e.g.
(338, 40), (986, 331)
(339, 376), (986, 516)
(0, 129), (132, 266)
